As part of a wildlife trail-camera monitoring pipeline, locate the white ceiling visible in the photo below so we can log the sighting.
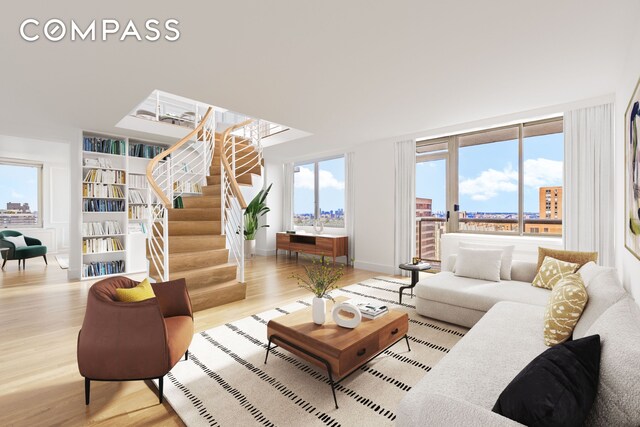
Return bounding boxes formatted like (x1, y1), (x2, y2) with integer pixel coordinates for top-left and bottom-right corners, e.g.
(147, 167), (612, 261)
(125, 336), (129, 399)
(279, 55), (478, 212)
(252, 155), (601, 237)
(0, 1), (637, 158)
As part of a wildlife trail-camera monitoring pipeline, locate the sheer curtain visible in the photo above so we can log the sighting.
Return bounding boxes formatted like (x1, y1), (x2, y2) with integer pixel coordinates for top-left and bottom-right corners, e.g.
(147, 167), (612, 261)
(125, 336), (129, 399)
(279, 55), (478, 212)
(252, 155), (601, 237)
(345, 152), (355, 262)
(394, 140), (416, 275)
(282, 162), (294, 232)
(564, 103), (615, 266)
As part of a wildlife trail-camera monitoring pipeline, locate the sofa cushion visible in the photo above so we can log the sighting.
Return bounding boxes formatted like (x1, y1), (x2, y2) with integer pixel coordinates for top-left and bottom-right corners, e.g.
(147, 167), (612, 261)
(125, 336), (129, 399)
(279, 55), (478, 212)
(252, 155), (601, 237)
(459, 242), (515, 280)
(576, 261), (615, 287)
(454, 248), (503, 282)
(584, 298), (640, 426)
(532, 256), (579, 290)
(492, 335), (601, 427)
(510, 260), (537, 283)
(537, 247), (598, 270)
(14, 245), (47, 258)
(573, 269), (627, 339)
(165, 315), (194, 366)
(407, 302), (548, 410)
(416, 272), (550, 313)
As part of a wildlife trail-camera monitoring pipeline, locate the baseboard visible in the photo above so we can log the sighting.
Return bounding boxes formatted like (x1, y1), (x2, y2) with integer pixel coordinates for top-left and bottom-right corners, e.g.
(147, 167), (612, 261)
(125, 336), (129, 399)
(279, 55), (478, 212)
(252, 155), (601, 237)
(255, 248), (277, 257)
(353, 261), (395, 275)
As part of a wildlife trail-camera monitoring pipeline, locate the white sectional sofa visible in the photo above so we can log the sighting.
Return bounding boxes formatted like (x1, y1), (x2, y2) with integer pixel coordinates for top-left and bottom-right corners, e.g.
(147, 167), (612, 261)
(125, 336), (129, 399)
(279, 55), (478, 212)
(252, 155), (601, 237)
(397, 262), (640, 426)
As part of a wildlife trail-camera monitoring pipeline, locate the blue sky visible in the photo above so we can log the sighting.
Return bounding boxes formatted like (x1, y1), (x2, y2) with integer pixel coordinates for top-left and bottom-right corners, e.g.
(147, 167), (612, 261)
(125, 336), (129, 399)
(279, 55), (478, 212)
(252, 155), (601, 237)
(294, 157), (345, 215)
(0, 164), (39, 211)
(416, 133), (563, 213)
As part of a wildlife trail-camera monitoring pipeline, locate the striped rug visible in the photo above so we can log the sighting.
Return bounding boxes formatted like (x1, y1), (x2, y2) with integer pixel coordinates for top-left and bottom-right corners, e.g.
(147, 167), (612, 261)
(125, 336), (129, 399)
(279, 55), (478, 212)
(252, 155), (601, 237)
(155, 277), (468, 426)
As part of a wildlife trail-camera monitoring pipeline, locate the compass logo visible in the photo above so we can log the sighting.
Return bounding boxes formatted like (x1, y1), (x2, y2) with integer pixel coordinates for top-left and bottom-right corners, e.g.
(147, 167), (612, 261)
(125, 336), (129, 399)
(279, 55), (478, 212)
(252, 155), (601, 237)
(19, 18), (180, 42)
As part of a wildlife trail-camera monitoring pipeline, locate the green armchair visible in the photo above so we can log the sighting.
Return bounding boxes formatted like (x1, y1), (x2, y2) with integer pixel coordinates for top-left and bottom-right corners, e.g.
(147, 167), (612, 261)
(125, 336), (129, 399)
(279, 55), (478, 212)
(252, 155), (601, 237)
(0, 230), (48, 269)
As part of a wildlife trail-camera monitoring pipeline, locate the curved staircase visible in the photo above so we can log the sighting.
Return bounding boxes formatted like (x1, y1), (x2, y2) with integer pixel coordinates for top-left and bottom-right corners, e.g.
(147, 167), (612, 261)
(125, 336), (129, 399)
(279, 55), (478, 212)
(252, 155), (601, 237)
(146, 107), (263, 311)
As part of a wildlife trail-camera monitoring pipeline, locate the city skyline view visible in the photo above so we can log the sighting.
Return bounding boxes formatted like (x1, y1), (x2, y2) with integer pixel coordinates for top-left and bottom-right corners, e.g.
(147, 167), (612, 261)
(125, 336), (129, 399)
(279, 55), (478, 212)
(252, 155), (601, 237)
(294, 157), (345, 227)
(0, 163), (39, 226)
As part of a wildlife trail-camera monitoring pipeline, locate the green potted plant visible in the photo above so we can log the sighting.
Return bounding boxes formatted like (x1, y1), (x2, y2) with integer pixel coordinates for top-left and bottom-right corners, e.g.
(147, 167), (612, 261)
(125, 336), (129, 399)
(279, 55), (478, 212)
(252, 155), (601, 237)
(289, 256), (345, 324)
(244, 183), (272, 258)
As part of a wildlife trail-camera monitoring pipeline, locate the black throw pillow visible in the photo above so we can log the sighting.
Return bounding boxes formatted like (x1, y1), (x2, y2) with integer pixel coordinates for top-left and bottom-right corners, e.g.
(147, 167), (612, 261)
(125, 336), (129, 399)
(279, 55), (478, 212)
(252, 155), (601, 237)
(492, 334), (601, 427)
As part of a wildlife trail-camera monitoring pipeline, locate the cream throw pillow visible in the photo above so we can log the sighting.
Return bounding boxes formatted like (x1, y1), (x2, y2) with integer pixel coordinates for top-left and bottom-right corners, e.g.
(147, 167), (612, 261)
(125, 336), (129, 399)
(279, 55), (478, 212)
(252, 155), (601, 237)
(458, 242), (514, 280)
(4, 235), (27, 248)
(543, 274), (589, 346)
(454, 247), (503, 282)
(532, 256), (579, 290)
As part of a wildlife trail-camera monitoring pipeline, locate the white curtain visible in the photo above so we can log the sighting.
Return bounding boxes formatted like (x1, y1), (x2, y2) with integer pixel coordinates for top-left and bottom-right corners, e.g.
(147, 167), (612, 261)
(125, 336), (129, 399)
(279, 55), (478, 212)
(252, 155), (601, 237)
(345, 152), (355, 261)
(394, 140), (416, 275)
(564, 103), (615, 266)
(282, 162), (294, 231)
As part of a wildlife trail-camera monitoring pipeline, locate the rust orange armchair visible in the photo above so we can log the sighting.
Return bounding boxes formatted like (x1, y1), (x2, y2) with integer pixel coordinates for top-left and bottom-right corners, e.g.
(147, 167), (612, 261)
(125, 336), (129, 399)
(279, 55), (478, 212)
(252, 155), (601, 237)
(77, 276), (193, 404)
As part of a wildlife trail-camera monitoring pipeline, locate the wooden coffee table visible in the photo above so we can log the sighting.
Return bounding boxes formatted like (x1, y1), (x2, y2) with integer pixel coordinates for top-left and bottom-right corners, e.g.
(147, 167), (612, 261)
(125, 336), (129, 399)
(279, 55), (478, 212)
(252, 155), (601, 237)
(264, 297), (410, 408)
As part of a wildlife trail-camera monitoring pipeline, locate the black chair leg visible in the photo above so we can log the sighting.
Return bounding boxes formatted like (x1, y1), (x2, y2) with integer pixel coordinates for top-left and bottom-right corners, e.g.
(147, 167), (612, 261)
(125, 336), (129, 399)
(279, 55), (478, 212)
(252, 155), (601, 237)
(184, 350), (188, 361)
(1, 257), (6, 269)
(85, 378), (90, 405)
(158, 376), (164, 404)
(43, 255), (48, 265)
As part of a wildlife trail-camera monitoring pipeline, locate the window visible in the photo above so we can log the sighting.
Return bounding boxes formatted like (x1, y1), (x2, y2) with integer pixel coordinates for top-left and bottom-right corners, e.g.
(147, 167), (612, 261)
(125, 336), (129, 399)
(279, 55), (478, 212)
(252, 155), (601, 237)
(0, 160), (42, 227)
(415, 117), (563, 249)
(293, 156), (345, 228)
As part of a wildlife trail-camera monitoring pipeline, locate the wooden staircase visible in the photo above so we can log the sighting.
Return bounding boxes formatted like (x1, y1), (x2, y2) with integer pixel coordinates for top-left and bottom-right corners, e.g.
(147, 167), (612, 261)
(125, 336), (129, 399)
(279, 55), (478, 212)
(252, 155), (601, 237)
(147, 123), (263, 312)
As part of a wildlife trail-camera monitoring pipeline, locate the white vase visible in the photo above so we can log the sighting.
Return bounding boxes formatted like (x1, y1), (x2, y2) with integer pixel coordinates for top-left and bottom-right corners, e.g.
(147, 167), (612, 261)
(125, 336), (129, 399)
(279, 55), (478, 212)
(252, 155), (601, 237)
(244, 239), (255, 258)
(312, 297), (326, 325)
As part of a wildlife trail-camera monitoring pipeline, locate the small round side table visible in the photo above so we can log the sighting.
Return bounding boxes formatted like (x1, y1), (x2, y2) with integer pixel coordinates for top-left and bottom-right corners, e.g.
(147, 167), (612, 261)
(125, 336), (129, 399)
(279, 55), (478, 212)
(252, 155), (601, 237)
(398, 262), (432, 304)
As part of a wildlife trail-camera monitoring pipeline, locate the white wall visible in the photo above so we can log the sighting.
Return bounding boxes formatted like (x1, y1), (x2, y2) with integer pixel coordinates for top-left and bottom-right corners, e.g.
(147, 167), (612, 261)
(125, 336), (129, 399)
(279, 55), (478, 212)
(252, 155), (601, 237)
(0, 135), (70, 253)
(615, 30), (640, 300)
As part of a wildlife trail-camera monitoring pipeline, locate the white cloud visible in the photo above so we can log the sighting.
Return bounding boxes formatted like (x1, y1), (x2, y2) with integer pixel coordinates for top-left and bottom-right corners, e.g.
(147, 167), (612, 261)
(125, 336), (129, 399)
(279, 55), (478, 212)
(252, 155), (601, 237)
(294, 166), (345, 191)
(459, 165), (518, 201)
(11, 190), (24, 199)
(459, 159), (563, 202)
(523, 158), (563, 188)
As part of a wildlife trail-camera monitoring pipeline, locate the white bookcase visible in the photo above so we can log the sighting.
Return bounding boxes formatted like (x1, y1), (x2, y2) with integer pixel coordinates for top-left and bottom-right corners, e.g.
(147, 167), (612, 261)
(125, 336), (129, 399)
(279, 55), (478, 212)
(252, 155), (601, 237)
(80, 132), (171, 280)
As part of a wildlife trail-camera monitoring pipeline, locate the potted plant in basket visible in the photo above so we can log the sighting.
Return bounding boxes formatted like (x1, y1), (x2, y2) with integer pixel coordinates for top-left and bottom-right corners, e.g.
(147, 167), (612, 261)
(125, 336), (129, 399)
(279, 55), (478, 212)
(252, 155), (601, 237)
(243, 183), (272, 258)
(289, 256), (345, 325)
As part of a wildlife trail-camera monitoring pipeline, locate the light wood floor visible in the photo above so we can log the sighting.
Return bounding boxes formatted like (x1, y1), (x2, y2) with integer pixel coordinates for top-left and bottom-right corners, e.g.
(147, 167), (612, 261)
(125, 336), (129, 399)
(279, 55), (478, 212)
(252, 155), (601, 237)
(0, 255), (382, 426)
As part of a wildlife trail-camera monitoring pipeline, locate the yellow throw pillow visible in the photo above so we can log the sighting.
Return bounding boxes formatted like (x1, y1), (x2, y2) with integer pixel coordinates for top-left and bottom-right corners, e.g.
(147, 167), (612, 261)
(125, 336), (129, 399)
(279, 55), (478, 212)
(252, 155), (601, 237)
(532, 256), (579, 290)
(115, 278), (156, 302)
(543, 274), (589, 346)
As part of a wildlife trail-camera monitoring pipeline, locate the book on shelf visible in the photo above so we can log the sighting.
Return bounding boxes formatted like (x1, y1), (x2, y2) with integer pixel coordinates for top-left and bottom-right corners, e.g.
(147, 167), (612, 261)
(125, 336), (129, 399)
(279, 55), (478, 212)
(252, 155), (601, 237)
(355, 302), (389, 319)
(82, 221), (123, 236)
(128, 189), (146, 204)
(83, 237), (125, 254)
(83, 157), (113, 169)
(128, 174), (148, 188)
(173, 181), (202, 193)
(83, 169), (125, 184)
(83, 260), (125, 277)
(128, 222), (147, 234)
(83, 137), (126, 155)
(129, 143), (167, 159)
(83, 199), (125, 212)
(83, 183), (125, 198)
(128, 205), (147, 220)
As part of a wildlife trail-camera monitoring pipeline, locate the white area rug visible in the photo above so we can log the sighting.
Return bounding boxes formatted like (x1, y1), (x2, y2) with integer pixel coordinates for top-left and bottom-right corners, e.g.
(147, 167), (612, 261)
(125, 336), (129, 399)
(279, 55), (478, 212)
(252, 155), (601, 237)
(55, 254), (69, 269)
(156, 277), (467, 426)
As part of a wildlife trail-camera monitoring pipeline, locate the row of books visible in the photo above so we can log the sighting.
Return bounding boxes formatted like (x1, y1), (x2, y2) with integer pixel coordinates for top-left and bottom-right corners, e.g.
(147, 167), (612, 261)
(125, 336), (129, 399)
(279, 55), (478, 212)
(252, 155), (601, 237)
(83, 137), (126, 155)
(173, 181), (202, 194)
(83, 157), (114, 169)
(83, 169), (126, 184)
(128, 205), (147, 220)
(128, 222), (148, 234)
(129, 174), (148, 188)
(82, 221), (123, 236)
(83, 183), (125, 199)
(83, 199), (125, 212)
(128, 189), (146, 204)
(129, 143), (167, 159)
(83, 260), (125, 277)
(83, 237), (125, 254)
(356, 302), (389, 320)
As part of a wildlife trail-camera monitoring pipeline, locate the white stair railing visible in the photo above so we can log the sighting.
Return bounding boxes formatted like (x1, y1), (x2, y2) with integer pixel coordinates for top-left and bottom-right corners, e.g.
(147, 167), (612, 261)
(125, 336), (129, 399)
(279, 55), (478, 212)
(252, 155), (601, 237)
(146, 107), (215, 281)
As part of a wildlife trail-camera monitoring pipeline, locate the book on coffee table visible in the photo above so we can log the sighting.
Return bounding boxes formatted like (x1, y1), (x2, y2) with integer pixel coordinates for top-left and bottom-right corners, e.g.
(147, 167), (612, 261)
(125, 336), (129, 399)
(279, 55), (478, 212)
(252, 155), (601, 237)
(355, 302), (389, 319)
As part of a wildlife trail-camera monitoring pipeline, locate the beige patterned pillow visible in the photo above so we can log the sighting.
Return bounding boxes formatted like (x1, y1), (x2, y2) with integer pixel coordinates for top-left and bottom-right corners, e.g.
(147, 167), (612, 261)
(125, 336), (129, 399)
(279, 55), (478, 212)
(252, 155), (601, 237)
(532, 256), (579, 290)
(543, 274), (589, 346)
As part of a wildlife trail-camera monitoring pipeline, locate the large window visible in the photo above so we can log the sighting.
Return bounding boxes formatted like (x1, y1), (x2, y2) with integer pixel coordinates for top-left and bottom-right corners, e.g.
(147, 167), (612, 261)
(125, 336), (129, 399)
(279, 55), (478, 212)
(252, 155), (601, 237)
(415, 117), (563, 261)
(0, 160), (42, 227)
(293, 156), (345, 228)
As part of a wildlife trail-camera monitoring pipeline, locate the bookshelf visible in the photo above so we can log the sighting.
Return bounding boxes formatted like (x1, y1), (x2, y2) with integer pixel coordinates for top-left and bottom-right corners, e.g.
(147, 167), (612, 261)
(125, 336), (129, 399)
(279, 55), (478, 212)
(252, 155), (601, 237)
(80, 133), (170, 280)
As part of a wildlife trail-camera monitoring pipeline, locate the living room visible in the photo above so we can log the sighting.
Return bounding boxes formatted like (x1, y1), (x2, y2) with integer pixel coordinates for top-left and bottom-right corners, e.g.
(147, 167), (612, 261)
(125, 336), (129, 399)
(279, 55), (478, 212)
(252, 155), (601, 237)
(1, 1), (639, 426)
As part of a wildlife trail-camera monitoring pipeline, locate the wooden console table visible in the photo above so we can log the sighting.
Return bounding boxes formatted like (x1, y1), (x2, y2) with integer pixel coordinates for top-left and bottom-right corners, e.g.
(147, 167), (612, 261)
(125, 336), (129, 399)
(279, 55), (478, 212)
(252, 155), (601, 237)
(276, 232), (348, 265)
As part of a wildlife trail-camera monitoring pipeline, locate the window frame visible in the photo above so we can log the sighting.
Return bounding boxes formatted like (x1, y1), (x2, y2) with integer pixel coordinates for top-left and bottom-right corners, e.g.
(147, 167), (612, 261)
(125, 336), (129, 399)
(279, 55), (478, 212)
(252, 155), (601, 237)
(0, 158), (44, 228)
(415, 116), (563, 237)
(293, 154), (346, 230)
